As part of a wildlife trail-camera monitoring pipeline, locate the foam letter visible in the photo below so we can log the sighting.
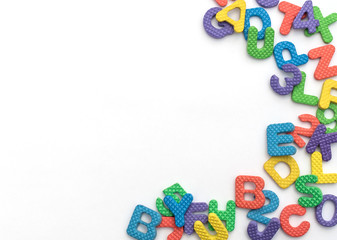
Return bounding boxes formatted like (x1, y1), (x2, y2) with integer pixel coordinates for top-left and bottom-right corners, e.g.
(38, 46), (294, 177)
(164, 193), (193, 227)
(311, 151), (337, 184)
(235, 175), (265, 209)
(208, 200), (236, 232)
(295, 175), (323, 208)
(280, 204), (310, 237)
(267, 123), (296, 156)
(194, 213), (229, 240)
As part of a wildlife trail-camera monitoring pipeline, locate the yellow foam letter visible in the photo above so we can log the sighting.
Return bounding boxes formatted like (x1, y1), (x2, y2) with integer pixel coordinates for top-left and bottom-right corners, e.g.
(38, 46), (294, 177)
(194, 213), (228, 240)
(319, 79), (337, 109)
(264, 156), (300, 189)
(311, 151), (337, 184)
(216, 0), (246, 33)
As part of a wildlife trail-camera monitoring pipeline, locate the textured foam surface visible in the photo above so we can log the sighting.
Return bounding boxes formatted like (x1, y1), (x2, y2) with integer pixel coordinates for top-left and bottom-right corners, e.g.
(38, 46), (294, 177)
(316, 103), (337, 133)
(315, 194), (337, 227)
(264, 156), (300, 189)
(306, 124), (337, 161)
(273, 41), (309, 69)
(157, 217), (184, 240)
(203, 7), (234, 39)
(216, 0), (246, 33)
(247, 27), (274, 59)
(194, 213), (229, 240)
(278, 1), (302, 35)
(164, 193), (193, 228)
(184, 202), (208, 235)
(256, 0), (279, 8)
(305, 6), (337, 43)
(290, 114), (320, 148)
(295, 174), (323, 208)
(280, 204), (310, 237)
(247, 218), (280, 240)
(311, 151), (337, 184)
(319, 79), (337, 109)
(270, 63), (302, 95)
(215, 0), (228, 7)
(208, 200), (236, 232)
(156, 183), (187, 217)
(309, 45), (337, 80)
(127, 205), (162, 240)
(243, 8), (271, 40)
(247, 190), (279, 225)
(235, 175), (265, 209)
(291, 71), (319, 106)
(293, 0), (320, 34)
(267, 123), (296, 156)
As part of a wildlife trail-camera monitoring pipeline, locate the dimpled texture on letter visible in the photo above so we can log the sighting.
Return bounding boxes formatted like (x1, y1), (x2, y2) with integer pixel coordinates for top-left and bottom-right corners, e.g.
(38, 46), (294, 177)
(292, 71), (319, 106)
(235, 175), (265, 209)
(247, 218), (281, 240)
(256, 0), (279, 8)
(247, 190), (280, 225)
(247, 27), (275, 59)
(164, 193), (193, 228)
(208, 200), (236, 232)
(194, 213), (229, 240)
(305, 7), (337, 44)
(311, 151), (337, 184)
(184, 202), (208, 235)
(280, 204), (310, 237)
(316, 103), (337, 133)
(216, 0), (246, 33)
(270, 64), (302, 95)
(157, 217), (184, 240)
(273, 41), (309, 69)
(309, 45), (337, 80)
(315, 194), (337, 227)
(243, 8), (271, 40)
(215, 0), (227, 7)
(203, 7), (234, 39)
(127, 205), (162, 240)
(267, 123), (296, 156)
(306, 124), (337, 161)
(295, 175), (323, 208)
(278, 2), (302, 35)
(264, 156), (300, 189)
(319, 79), (337, 109)
(156, 183), (187, 217)
(293, 0), (320, 34)
(290, 114), (320, 148)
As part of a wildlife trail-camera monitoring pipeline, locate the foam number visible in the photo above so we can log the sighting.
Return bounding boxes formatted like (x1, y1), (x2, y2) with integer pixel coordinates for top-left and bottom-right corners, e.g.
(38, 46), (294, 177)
(309, 45), (337, 80)
(247, 190), (280, 225)
(194, 213), (229, 240)
(208, 200), (236, 232)
(184, 202), (208, 235)
(280, 204), (310, 237)
(243, 8), (271, 40)
(247, 218), (281, 240)
(293, 0), (320, 34)
(203, 7), (234, 39)
(157, 217), (184, 240)
(278, 2), (303, 35)
(256, 0), (279, 8)
(267, 123), (296, 156)
(164, 193), (193, 227)
(311, 151), (337, 184)
(306, 124), (337, 161)
(291, 72), (319, 106)
(295, 175), (323, 208)
(127, 205), (162, 240)
(156, 183), (187, 217)
(247, 27), (274, 59)
(264, 156), (300, 189)
(319, 79), (337, 109)
(216, 0), (246, 33)
(235, 176), (265, 209)
(305, 7), (337, 44)
(270, 64), (302, 95)
(316, 194), (337, 227)
(273, 41), (308, 69)
(316, 103), (337, 133)
(290, 114), (320, 148)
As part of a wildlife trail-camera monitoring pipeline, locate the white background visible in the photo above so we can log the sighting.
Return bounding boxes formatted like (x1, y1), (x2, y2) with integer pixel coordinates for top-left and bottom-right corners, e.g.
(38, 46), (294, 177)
(1, 0), (337, 239)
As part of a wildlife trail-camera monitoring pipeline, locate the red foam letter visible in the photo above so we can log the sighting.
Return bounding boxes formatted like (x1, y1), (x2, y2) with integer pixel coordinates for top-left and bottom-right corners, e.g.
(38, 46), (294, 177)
(235, 175), (265, 209)
(157, 217), (183, 240)
(280, 204), (310, 237)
